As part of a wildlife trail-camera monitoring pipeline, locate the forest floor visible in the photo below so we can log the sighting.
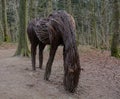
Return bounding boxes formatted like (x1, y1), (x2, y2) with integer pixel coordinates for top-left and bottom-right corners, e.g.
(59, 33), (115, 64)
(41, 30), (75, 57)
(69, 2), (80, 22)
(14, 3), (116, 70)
(0, 43), (120, 99)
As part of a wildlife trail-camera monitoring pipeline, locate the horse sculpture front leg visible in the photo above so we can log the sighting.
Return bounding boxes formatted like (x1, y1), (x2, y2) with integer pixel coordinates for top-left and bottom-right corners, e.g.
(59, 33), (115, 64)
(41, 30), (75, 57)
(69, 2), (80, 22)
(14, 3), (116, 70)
(44, 45), (58, 80)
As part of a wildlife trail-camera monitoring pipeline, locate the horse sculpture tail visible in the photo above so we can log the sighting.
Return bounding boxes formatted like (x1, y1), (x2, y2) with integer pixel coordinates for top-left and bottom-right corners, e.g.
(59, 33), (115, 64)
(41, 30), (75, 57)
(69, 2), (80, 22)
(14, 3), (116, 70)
(48, 11), (81, 92)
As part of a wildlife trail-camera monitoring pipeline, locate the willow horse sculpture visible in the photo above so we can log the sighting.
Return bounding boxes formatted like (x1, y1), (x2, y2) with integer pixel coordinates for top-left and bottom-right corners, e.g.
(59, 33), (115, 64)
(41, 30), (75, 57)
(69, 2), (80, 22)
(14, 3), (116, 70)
(27, 11), (81, 92)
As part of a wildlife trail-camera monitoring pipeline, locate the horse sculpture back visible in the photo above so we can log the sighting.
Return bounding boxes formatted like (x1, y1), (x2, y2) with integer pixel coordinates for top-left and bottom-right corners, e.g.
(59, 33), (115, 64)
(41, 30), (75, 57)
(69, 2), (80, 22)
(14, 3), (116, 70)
(27, 10), (81, 92)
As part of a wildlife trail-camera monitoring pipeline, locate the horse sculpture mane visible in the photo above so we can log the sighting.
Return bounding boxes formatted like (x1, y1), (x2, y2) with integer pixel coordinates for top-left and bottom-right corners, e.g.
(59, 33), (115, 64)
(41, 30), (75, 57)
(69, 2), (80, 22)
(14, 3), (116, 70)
(27, 10), (81, 92)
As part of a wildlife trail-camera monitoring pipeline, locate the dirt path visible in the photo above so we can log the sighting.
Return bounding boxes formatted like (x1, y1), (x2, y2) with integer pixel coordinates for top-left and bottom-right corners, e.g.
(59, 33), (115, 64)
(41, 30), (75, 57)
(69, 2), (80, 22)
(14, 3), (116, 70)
(0, 45), (120, 99)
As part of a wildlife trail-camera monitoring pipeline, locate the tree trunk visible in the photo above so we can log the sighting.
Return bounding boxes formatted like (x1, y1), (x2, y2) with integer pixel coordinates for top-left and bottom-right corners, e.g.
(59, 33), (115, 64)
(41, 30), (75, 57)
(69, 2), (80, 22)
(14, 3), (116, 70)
(1, 0), (9, 42)
(0, 20), (3, 41)
(15, 0), (30, 57)
(111, 0), (120, 58)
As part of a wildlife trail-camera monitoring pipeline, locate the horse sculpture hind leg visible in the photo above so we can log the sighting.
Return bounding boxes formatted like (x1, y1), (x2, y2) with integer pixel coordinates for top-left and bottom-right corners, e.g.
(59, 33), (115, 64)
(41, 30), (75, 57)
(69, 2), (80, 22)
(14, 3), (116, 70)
(30, 39), (45, 70)
(27, 18), (45, 70)
(31, 42), (38, 70)
(38, 43), (45, 69)
(29, 37), (45, 70)
(27, 22), (38, 70)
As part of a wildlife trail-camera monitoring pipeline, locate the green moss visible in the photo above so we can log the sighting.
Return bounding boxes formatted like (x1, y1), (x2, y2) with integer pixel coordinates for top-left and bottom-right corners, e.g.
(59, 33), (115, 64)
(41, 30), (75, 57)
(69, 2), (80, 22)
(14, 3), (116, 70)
(111, 48), (120, 58)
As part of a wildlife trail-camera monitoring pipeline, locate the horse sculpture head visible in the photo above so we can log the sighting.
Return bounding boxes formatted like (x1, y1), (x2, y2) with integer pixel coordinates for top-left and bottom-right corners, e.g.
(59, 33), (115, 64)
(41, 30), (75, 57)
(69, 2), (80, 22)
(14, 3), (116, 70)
(63, 45), (81, 92)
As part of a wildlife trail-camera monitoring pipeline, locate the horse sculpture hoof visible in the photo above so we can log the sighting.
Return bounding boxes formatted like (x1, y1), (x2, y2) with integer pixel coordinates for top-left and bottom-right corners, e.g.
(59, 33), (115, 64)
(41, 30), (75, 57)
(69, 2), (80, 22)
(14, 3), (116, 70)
(44, 73), (50, 81)
(44, 76), (49, 81)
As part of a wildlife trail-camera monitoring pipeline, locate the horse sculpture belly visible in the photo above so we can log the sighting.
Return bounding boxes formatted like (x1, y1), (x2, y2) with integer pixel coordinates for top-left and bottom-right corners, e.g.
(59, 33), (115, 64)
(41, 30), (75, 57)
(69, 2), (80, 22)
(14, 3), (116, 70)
(27, 10), (81, 93)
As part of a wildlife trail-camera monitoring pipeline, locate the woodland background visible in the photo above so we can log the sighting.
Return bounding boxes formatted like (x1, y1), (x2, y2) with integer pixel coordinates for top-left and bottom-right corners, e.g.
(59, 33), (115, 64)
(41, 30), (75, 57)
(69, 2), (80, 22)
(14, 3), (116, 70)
(0, 1), (120, 98)
(0, 0), (120, 57)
